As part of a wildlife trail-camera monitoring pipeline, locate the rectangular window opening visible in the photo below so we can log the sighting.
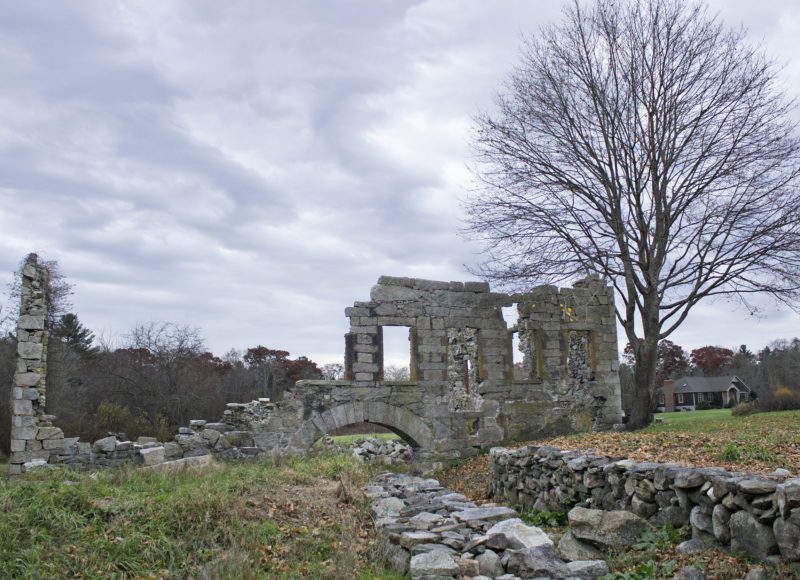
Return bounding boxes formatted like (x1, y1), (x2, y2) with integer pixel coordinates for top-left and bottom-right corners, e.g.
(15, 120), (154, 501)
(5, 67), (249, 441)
(381, 325), (412, 381)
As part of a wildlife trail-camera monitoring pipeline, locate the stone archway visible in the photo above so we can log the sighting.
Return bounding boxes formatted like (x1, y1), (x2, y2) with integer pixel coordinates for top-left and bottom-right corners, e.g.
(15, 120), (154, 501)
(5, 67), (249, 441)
(296, 401), (433, 451)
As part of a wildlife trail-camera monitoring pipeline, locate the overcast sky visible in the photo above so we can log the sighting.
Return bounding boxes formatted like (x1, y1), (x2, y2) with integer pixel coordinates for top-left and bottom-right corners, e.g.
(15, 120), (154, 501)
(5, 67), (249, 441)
(1, 1), (799, 366)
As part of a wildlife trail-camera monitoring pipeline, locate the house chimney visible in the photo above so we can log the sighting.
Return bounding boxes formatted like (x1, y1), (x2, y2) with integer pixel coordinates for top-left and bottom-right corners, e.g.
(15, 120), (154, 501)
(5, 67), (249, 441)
(663, 379), (675, 412)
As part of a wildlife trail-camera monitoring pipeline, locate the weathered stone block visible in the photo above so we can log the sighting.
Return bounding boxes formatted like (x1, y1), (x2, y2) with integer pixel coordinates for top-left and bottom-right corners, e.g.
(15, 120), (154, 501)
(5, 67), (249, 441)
(17, 342), (43, 359)
(139, 446), (165, 466)
(36, 426), (64, 440)
(92, 436), (117, 453)
(43, 437), (79, 450)
(14, 372), (42, 387)
(18, 315), (45, 330)
(22, 388), (40, 400)
(11, 399), (33, 416)
(11, 426), (37, 440)
(730, 510), (778, 559)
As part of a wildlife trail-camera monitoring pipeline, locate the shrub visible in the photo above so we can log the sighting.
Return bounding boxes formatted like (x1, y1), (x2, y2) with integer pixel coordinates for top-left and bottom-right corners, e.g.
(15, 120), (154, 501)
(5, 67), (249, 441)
(696, 401), (712, 410)
(731, 401), (758, 416)
(93, 400), (131, 434)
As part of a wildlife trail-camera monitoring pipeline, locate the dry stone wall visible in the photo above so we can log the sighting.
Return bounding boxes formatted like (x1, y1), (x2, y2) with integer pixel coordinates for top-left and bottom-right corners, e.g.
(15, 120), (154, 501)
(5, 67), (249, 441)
(490, 445), (800, 564)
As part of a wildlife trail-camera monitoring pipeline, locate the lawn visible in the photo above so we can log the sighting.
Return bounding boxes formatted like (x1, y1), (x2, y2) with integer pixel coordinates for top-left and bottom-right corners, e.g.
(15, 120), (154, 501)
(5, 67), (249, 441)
(0, 454), (402, 580)
(537, 408), (800, 474)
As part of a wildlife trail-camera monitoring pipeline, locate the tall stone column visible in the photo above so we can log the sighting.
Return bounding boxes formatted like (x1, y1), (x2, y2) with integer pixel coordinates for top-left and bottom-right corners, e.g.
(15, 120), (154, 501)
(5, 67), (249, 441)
(8, 254), (52, 474)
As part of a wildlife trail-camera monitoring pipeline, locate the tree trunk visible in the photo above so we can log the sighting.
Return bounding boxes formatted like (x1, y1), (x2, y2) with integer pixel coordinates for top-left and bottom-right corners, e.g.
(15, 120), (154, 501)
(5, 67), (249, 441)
(629, 337), (658, 430)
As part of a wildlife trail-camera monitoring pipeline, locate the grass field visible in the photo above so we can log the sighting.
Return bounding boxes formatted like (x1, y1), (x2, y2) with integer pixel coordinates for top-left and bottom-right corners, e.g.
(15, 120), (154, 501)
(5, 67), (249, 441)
(538, 408), (800, 474)
(0, 454), (403, 580)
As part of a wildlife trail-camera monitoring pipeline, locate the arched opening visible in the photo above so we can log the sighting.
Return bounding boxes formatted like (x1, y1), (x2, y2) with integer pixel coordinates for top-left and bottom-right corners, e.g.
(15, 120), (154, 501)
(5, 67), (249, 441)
(300, 401), (434, 455)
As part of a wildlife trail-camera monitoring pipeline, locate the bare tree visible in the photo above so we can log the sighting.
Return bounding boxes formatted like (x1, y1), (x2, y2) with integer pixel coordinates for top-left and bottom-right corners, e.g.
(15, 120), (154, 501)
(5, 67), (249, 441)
(467, 0), (800, 428)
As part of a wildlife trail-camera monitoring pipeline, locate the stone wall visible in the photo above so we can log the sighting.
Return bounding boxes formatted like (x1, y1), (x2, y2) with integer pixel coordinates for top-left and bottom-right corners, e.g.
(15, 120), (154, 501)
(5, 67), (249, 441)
(489, 445), (800, 563)
(340, 275), (622, 457)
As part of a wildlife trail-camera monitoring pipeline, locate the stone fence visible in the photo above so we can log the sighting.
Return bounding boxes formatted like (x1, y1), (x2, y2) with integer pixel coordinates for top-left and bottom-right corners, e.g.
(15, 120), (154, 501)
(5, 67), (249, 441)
(489, 445), (800, 564)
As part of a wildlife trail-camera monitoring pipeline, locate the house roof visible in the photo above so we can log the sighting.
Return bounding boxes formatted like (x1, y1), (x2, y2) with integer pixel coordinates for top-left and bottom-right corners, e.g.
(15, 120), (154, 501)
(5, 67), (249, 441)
(670, 376), (750, 394)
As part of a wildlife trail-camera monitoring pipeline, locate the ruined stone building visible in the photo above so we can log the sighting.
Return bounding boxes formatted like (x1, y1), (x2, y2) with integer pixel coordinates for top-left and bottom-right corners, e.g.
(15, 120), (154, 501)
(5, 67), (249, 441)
(7, 263), (623, 473)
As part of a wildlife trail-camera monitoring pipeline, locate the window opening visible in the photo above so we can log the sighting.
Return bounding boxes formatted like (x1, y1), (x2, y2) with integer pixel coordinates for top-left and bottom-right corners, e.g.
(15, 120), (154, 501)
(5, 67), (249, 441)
(502, 305), (527, 379)
(381, 325), (412, 381)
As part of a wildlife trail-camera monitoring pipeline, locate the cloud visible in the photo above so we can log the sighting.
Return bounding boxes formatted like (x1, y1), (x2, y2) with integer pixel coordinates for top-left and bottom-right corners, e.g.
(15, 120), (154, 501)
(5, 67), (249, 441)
(0, 0), (798, 363)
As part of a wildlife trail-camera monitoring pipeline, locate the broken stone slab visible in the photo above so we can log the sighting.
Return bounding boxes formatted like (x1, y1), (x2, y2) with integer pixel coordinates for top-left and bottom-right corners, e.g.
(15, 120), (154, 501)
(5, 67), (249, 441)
(481, 518), (553, 551)
(409, 549), (460, 577)
(139, 454), (213, 473)
(373, 497), (406, 520)
(503, 545), (570, 579)
(566, 559), (610, 579)
(453, 506), (518, 525)
(92, 436), (117, 453)
(568, 506), (653, 550)
(35, 426), (64, 440)
(410, 511), (444, 530)
(139, 446), (165, 467)
(399, 531), (440, 549)
(555, 531), (604, 562)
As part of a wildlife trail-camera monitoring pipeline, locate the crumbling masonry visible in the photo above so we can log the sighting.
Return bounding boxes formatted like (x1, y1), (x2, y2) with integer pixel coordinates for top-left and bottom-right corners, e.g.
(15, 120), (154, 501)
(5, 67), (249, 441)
(8, 254), (68, 474)
(7, 269), (623, 472)
(246, 275), (623, 468)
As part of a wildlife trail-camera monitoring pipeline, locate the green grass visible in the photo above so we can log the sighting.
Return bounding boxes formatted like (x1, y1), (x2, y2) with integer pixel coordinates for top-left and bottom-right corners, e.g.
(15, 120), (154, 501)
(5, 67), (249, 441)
(0, 455), (406, 579)
(329, 433), (399, 445)
(650, 408), (734, 431)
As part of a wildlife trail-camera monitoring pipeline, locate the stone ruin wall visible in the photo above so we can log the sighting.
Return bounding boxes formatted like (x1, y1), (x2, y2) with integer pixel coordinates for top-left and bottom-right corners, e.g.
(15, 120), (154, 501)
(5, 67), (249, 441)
(342, 275), (623, 452)
(7, 267), (624, 473)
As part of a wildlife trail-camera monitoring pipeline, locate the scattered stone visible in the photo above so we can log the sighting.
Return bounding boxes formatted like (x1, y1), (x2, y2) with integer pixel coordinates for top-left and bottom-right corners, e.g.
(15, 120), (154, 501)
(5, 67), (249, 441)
(566, 559), (609, 579)
(409, 550), (459, 577)
(676, 539), (706, 555)
(504, 546), (570, 579)
(556, 531), (604, 561)
(92, 436), (116, 453)
(482, 518), (553, 550)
